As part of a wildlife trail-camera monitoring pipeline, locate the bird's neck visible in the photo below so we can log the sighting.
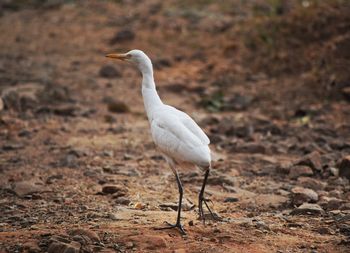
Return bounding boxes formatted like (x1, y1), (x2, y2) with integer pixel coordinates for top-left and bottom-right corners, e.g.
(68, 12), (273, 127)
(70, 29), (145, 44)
(141, 72), (163, 119)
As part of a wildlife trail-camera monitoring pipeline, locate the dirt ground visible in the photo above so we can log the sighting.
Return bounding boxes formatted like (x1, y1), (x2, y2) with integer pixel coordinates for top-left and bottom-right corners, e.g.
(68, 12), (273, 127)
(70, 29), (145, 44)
(0, 0), (350, 252)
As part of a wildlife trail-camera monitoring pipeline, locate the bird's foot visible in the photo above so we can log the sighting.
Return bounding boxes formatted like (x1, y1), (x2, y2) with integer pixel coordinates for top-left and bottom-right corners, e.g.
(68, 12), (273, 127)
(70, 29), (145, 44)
(154, 221), (186, 235)
(198, 197), (221, 223)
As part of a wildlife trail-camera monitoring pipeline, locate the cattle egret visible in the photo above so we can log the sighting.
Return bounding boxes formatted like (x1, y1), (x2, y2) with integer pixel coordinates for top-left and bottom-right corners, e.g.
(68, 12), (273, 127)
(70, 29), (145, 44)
(106, 50), (217, 234)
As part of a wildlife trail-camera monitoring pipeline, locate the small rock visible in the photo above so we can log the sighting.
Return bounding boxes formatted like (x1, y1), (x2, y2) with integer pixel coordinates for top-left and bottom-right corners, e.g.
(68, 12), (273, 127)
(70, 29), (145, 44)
(0, 97), (3, 111)
(291, 187), (318, 205)
(134, 202), (145, 209)
(291, 203), (324, 215)
(164, 83), (186, 93)
(224, 197), (239, 203)
(129, 235), (167, 250)
(338, 155), (350, 179)
(109, 29), (135, 44)
(319, 196), (344, 210)
(295, 151), (322, 172)
(159, 199), (194, 211)
(329, 167), (339, 177)
(37, 105), (83, 117)
(12, 180), (46, 198)
(48, 241), (79, 253)
(342, 86), (350, 101)
(106, 99), (129, 113)
(102, 185), (125, 195)
(231, 142), (267, 154)
(254, 194), (289, 208)
(99, 65), (121, 78)
(289, 165), (313, 179)
(1, 83), (42, 112)
(23, 241), (41, 253)
(103, 165), (140, 177)
(329, 190), (342, 198)
(255, 220), (270, 231)
(72, 235), (86, 244)
(115, 197), (131, 205)
(68, 228), (100, 242)
(224, 94), (254, 111)
(107, 213), (119, 221)
(49, 234), (71, 244)
(153, 58), (171, 69)
(297, 177), (326, 191)
(340, 203), (350, 210)
(2, 142), (24, 151)
(317, 226), (332, 235)
(276, 162), (293, 174)
(125, 241), (134, 249)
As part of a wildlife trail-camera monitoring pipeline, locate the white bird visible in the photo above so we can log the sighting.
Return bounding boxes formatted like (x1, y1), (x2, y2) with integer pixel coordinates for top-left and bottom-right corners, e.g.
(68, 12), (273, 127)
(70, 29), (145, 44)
(106, 49), (217, 234)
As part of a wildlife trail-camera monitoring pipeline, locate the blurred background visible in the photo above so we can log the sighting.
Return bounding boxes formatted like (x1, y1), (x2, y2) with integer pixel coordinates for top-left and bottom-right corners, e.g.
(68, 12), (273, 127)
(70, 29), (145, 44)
(0, 0), (350, 252)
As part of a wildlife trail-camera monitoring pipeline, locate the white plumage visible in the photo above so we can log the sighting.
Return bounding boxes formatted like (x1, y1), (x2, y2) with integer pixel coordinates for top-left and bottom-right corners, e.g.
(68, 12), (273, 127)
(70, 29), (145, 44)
(106, 49), (217, 235)
(150, 106), (211, 168)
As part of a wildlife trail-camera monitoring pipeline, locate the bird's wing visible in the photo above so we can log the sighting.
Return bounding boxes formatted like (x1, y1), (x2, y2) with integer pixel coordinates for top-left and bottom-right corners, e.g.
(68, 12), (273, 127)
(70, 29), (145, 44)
(150, 107), (211, 166)
(151, 113), (203, 149)
(164, 105), (210, 145)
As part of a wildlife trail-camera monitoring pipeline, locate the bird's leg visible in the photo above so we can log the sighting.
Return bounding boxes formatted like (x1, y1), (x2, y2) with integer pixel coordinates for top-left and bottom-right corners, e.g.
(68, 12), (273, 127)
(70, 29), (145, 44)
(198, 167), (218, 223)
(155, 168), (186, 235)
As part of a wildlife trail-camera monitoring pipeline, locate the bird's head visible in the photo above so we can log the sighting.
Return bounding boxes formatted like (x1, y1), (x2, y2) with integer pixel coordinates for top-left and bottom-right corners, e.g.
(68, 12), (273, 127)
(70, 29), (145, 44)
(106, 49), (153, 75)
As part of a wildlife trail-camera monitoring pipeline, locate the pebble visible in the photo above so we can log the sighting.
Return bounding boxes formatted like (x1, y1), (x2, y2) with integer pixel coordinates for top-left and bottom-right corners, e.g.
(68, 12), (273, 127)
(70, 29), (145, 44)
(329, 167), (339, 177)
(291, 187), (318, 205)
(255, 220), (270, 231)
(129, 235), (167, 250)
(159, 199), (194, 211)
(0, 97), (3, 111)
(254, 194), (289, 208)
(107, 99), (130, 113)
(102, 185), (125, 195)
(12, 180), (46, 198)
(48, 241), (79, 253)
(1, 83), (42, 112)
(23, 241), (41, 253)
(109, 29), (135, 44)
(342, 86), (350, 101)
(68, 228), (100, 242)
(289, 165), (313, 179)
(319, 196), (344, 210)
(134, 202), (145, 209)
(317, 226), (333, 235)
(296, 177), (326, 191)
(115, 197), (131, 205)
(99, 65), (121, 78)
(224, 197), (239, 203)
(107, 213), (119, 221)
(338, 155), (350, 179)
(295, 151), (322, 172)
(291, 203), (324, 215)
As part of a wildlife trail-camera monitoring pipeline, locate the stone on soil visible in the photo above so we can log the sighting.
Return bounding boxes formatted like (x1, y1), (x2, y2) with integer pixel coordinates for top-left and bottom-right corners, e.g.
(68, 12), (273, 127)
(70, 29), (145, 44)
(68, 228), (100, 242)
(99, 65), (121, 78)
(12, 180), (46, 197)
(319, 196), (344, 210)
(289, 165), (313, 179)
(338, 155), (350, 179)
(109, 29), (135, 44)
(254, 194), (289, 208)
(291, 203), (324, 215)
(291, 186), (318, 205)
(295, 151), (322, 172)
(102, 185), (125, 195)
(297, 177), (327, 191)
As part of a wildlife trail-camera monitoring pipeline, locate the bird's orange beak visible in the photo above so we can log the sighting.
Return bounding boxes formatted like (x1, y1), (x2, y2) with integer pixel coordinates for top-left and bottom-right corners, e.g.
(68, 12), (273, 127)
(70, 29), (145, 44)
(105, 53), (130, 61)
